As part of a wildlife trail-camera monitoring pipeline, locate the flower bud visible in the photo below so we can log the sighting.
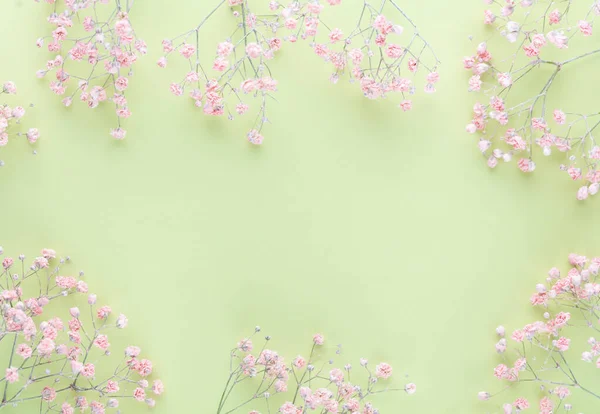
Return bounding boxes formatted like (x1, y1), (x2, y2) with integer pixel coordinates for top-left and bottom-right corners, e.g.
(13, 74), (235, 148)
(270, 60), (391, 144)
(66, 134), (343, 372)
(70, 307), (80, 318)
(88, 294), (97, 305)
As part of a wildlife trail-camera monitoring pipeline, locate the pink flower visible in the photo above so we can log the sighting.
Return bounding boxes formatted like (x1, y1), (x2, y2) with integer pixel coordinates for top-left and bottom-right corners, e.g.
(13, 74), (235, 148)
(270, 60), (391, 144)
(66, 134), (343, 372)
(578, 20), (593, 36)
(237, 338), (253, 352)
(152, 380), (164, 395)
(2, 257), (14, 269)
(97, 306), (112, 319)
(463, 56), (475, 69)
(468, 75), (482, 91)
(179, 43), (196, 59)
(547, 30), (568, 49)
(5, 367), (18, 383)
(554, 386), (570, 399)
(81, 363), (95, 378)
(37, 338), (55, 357)
(329, 368), (344, 384)
(114, 76), (129, 91)
(110, 128), (127, 140)
(62, 403), (74, 414)
(3, 81), (17, 94)
(245, 43), (262, 59)
(375, 362), (392, 379)
(553, 109), (566, 124)
(213, 58), (228, 72)
(405, 383), (417, 394)
(517, 158), (535, 173)
(247, 129), (264, 145)
(554, 312), (570, 327)
(427, 72), (440, 84)
(106, 380), (119, 393)
(157, 57), (168, 68)
(497, 72), (512, 87)
(94, 335), (110, 350)
(134, 359), (153, 377)
(386, 44), (403, 59)
(494, 363), (508, 379)
(539, 397), (553, 414)
(52, 27), (68, 42)
(41, 248), (56, 259)
(407, 58), (418, 73)
(133, 387), (146, 401)
(549, 9), (561, 25)
(42, 387), (56, 402)
(577, 186), (589, 200)
(279, 402), (298, 414)
(312, 333), (324, 345)
(217, 41), (234, 57)
(399, 100), (412, 112)
(532, 34), (546, 49)
(329, 28), (344, 43)
(125, 346), (141, 357)
(293, 355), (306, 369)
(513, 397), (529, 410)
(16, 344), (32, 359)
(531, 118), (546, 131)
(484, 10), (496, 24)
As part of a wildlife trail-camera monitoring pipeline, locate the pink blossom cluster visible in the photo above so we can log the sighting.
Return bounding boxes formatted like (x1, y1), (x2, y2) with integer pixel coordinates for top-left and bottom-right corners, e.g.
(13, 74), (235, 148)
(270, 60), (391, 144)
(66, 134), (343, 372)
(0, 246), (163, 412)
(35, 0), (147, 140)
(217, 327), (415, 413)
(464, 0), (600, 199)
(310, 1), (440, 110)
(160, 0), (439, 145)
(0, 82), (40, 167)
(479, 254), (600, 413)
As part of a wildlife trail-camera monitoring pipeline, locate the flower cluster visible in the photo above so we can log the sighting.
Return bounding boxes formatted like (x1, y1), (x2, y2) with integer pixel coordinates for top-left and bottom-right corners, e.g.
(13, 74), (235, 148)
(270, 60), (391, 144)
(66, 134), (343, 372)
(464, 0), (600, 199)
(217, 327), (415, 413)
(479, 254), (600, 413)
(0, 246), (163, 411)
(160, 0), (439, 145)
(0, 82), (40, 167)
(35, 0), (147, 139)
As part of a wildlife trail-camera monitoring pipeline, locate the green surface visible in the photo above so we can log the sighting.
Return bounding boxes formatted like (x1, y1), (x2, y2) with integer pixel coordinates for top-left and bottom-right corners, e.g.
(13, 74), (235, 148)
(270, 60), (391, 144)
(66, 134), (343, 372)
(1, 0), (600, 412)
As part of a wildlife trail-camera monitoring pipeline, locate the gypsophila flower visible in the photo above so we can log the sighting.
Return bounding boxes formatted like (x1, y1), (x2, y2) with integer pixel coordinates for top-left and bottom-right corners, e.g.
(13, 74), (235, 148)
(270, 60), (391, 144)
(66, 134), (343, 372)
(0, 82), (39, 166)
(35, 0), (146, 138)
(465, 0), (600, 200)
(481, 253), (600, 412)
(216, 327), (414, 413)
(0, 246), (163, 410)
(160, 0), (440, 145)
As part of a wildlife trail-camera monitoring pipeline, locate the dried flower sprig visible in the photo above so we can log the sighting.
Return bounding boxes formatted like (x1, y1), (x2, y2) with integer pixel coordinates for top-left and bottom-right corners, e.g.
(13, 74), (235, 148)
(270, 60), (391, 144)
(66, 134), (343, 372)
(464, 0), (600, 199)
(310, 0), (440, 109)
(0, 246), (163, 412)
(34, 0), (147, 140)
(160, 0), (440, 146)
(0, 82), (40, 167)
(479, 254), (600, 414)
(217, 327), (415, 413)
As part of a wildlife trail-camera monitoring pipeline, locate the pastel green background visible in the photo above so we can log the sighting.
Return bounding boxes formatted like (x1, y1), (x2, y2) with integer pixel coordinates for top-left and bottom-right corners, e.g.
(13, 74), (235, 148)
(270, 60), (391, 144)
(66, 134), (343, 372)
(1, 0), (600, 412)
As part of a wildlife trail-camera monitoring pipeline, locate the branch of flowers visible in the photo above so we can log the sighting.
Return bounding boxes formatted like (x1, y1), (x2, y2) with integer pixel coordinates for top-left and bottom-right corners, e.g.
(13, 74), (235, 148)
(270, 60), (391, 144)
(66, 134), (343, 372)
(161, 0), (440, 146)
(0, 82), (40, 167)
(481, 254), (600, 412)
(0, 247), (164, 411)
(35, 0), (147, 139)
(465, 0), (600, 199)
(217, 329), (414, 413)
